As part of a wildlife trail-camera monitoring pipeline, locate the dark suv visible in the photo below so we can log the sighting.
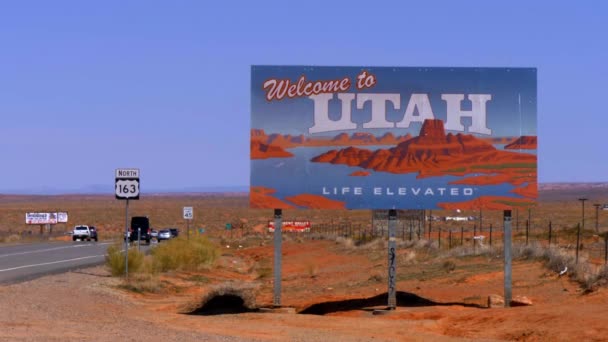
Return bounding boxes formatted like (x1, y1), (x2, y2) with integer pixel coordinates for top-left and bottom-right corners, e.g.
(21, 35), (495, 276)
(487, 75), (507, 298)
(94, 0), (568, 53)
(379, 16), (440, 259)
(89, 226), (98, 241)
(169, 228), (179, 238)
(130, 216), (151, 244)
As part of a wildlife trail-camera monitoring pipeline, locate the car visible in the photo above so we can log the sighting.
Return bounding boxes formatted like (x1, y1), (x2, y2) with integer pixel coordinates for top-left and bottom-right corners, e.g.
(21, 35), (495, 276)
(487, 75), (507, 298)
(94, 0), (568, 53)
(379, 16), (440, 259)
(72, 225), (97, 242)
(169, 228), (179, 238)
(157, 229), (172, 242)
(150, 229), (159, 240)
(89, 226), (99, 241)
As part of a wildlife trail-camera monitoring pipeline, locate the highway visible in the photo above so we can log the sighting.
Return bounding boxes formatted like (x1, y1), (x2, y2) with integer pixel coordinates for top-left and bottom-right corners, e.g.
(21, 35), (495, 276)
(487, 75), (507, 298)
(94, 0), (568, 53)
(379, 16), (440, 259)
(0, 241), (148, 284)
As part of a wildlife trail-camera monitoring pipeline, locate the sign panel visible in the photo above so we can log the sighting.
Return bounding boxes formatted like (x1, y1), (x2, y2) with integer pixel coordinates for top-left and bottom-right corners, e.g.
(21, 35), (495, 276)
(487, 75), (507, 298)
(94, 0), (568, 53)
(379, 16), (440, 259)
(25, 212), (58, 225)
(56, 212), (68, 223)
(183, 207), (193, 220)
(268, 220), (311, 233)
(115, 168), (140, 200)
(251, 66), (537, 210)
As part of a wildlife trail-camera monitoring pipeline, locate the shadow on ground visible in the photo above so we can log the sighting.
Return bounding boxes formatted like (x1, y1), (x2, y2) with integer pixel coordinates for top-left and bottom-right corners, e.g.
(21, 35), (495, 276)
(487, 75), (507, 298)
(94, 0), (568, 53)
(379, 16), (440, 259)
(300, 291), (486, 315)
(187, 291), (485, 316)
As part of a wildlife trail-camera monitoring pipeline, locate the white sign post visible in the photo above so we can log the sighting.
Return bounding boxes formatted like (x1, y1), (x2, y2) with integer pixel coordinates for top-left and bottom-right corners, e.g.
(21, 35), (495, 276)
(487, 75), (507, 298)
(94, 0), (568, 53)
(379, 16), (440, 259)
(115, 168), (140, 279)
(183, 207), (193, 240)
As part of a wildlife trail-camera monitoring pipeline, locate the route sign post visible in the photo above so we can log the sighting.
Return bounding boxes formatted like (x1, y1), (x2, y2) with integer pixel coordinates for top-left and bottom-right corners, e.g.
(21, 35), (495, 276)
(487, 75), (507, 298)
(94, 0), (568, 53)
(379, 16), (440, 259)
(115, 168), (140, 278)
(183, 207), (193, 240)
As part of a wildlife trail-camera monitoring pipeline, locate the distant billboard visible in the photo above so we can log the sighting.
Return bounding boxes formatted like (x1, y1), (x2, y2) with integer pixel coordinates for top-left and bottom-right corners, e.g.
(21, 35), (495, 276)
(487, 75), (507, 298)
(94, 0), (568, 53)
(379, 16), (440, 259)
(250, 66), (537, 210)
(268, 220), (311, 233)
(57, 212), (68, 223)
(25, 212), (58, 225)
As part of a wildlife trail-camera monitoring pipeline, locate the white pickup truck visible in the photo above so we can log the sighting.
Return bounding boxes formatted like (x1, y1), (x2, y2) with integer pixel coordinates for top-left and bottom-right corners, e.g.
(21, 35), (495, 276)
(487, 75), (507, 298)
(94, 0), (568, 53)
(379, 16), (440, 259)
(72, 225), (98, 242)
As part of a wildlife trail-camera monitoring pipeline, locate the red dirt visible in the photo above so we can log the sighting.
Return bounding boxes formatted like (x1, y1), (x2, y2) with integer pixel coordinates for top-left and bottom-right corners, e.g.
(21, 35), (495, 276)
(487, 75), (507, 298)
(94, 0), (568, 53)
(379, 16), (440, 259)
(3, 239), (608, 341)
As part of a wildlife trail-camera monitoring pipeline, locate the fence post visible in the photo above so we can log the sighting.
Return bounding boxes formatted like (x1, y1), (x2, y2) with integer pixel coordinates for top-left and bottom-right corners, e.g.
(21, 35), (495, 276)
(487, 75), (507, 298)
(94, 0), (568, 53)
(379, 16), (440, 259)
(438, 227), (441, 249)
(525, 220), (529, 246)
(548, 221), (552, 247)
(576, 223), (581, 264)
(604, 233), (608, 265)
(461, 226), (464, 246)
(490, 224), (493, 247)
(449, 230), (452, 249)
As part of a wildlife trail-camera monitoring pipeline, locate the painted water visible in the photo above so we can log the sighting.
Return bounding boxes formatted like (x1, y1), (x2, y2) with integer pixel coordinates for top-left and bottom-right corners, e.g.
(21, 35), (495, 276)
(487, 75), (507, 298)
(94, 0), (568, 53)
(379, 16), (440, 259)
(252, 146), (529, 209)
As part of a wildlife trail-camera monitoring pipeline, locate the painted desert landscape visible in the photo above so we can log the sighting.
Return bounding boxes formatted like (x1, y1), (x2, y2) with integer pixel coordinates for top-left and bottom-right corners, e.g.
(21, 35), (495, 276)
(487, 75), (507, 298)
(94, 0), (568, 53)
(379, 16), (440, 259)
(251, 119), (537, 210)
(1, 184), (608, 341)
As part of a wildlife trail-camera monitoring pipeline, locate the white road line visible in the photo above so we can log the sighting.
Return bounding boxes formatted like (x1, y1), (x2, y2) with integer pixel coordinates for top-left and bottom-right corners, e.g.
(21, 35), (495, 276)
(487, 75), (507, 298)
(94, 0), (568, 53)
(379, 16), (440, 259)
(0, 254), (107, 272)
(0, 242), (113, 258)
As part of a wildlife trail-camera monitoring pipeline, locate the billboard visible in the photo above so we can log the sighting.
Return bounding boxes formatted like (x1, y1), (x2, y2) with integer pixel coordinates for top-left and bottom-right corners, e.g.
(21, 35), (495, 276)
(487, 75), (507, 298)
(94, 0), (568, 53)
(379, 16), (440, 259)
(25, 212), (58, 225)
(251, 66), (537, 210)
(57, 212), (69, 223)
(268, 220), (311, 233)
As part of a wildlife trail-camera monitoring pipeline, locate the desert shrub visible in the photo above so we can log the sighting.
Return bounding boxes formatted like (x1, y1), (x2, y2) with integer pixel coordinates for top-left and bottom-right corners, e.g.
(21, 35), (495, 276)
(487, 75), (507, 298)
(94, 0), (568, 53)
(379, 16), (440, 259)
(399, 250), (417, 264)
(442, 260), (456, 273)
(151, 236), (219, 273)
(335, 236), (355, 249)
(118, 274), (164, 293)
(105, 244), (145, 276)
(1, 234), (21, 243)
(254, 260), (273, 280)
(513, 242), (547, 260)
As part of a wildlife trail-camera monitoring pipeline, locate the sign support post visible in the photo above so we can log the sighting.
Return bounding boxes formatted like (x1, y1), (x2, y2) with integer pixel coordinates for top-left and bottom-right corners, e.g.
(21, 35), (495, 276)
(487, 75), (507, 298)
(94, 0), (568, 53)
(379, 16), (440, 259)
(115, 168), (140, 279)
(183, 207), (193, 240)
(387, 209), (397, 309)
(125, 199), (129, 278)
(273, 208), (282, 307)
(503, 210), (512, 308)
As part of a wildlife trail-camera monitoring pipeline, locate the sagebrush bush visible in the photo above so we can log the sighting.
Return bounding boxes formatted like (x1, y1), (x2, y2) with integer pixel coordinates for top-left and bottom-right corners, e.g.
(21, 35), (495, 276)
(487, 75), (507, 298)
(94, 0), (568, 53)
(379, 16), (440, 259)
(151, 236), (219, 273)
(106, 243), (145, 276)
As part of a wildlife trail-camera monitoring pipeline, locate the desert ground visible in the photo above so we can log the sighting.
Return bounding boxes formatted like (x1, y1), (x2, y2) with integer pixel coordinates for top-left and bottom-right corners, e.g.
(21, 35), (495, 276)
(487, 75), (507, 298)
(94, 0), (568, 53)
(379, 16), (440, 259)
(1, 184), (608, 341)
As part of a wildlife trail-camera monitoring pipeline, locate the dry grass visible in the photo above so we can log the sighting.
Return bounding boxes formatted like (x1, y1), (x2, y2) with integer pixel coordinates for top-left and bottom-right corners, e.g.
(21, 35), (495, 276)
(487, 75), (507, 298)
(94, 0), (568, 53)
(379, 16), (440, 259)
(118, 274), (164, 294)
(105, 243), (146, 276)
(151, 236), (219, 273)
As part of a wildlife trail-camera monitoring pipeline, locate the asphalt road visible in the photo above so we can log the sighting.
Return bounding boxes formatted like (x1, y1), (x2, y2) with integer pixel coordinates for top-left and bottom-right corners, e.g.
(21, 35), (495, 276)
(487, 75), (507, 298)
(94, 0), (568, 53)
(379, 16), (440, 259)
(0, 241), (149, 284)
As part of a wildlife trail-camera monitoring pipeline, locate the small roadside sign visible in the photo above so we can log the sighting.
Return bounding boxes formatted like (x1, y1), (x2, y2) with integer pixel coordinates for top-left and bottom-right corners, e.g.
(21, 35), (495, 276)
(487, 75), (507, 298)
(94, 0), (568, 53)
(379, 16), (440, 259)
(115, 168), (140, 200)
(183, 207), (193, 220)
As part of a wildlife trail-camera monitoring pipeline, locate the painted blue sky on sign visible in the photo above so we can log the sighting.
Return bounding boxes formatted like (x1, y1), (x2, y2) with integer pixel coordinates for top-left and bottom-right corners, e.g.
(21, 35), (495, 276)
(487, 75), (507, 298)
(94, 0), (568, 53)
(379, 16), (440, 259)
(251, 66), (536, 138)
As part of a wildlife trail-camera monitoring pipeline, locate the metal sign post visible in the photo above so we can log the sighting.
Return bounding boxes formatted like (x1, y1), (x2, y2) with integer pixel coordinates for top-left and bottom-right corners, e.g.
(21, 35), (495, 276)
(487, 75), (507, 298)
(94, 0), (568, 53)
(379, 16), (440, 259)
(273, 208), (282, 307)
(183, 207), (193, 240)
(124, 199), (129, 278)
(115, 168), (140, 279)
(503, 210), (512, 308)
(387, 209), (397, 309)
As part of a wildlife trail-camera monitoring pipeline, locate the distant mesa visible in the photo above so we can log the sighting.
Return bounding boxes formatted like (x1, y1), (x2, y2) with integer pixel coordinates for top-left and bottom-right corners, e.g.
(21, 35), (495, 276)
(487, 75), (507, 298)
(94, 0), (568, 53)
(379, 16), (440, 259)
(250, 129), (412, 148)
(310, 119), (537, 190)
(251, 140), (294, 160)
(504, 136), (537, 150)
(349, 170), (370, 177)
(438, 196), (534, 210)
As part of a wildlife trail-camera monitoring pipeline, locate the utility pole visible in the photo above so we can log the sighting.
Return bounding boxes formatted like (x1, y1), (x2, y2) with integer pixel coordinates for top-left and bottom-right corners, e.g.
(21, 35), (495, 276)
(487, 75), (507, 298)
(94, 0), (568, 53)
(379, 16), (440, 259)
(594, 204), (601, 233)
(579, 198), (588, 231)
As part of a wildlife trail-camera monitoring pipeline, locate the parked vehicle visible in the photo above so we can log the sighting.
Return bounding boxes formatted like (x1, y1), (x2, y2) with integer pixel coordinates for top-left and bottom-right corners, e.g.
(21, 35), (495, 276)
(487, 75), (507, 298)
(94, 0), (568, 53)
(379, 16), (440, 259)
(129, 216), (151, 244)
(157, 229), (172, 242)
(169, 228), (179, 238)
(72, 225), (97, 242)
(150, 229), (159, 240)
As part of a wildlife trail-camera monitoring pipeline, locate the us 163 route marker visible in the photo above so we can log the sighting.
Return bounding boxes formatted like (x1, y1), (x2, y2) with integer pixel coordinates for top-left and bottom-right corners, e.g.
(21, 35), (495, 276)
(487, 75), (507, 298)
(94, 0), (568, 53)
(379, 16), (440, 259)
(115, 168), (140, 278)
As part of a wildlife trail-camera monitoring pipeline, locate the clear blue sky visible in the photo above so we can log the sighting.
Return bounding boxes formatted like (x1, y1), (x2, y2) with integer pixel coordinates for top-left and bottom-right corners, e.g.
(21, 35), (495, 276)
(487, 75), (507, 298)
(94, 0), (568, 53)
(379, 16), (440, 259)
(0, 1), (606, 192)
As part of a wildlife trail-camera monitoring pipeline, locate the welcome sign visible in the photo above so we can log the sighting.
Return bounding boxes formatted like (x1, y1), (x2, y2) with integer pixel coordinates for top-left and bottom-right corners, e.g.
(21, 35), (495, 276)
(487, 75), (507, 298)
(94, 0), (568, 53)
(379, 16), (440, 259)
(250, 66), (537, 210)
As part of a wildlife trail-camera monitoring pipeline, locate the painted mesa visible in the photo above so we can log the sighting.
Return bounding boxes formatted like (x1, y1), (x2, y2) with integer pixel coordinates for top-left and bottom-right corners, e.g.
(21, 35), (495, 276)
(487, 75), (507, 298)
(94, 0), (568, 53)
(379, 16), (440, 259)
(250, 66), (537, 210)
